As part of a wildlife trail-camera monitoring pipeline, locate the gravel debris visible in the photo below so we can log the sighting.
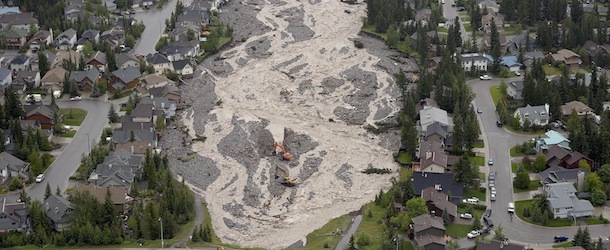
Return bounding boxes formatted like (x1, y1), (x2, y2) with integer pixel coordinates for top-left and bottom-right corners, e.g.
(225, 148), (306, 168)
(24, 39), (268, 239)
(297, 79), (312, 94)
(298, 157), (322, 181)
(320, 76), (345, 95)
(219, 0), (270, 42)
(335, 164), (353, 189)
(280, 6), (315, 42)
(217, 120), (261, 169)
(275, 54), (303, 69)
(245, 36), (273, 58)
(283, 128), (319, 156)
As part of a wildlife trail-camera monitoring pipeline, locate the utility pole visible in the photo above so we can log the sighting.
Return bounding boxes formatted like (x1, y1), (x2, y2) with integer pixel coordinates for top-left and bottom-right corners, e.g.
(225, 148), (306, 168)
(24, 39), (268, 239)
(86, 133), (90, 155)
(159, 217), (164, 248)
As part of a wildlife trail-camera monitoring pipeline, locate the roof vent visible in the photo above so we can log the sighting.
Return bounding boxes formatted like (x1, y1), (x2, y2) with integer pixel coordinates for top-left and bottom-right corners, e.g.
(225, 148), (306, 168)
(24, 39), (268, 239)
(434, 184), (442, 191)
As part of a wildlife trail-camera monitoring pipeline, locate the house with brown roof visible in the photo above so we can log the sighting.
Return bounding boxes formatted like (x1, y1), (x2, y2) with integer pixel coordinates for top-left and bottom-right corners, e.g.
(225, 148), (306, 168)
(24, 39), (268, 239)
(69, 67), (100, 92)
(560, 101), (593, 118)
(544, 144), (593, 170)
(419, 150), (448, 173)
(418, 140), (444, 160)
(23, 104), (60, 129)
(148, 84), (181, 103)
(40, 67), (67, 93)
(0, 12), (38, 31)
(410, 214), (446, 250)
(115, 141), (152, 155)
(85, 51), (107, 72)
(139, 74), (175, 89)
(421, 186), (457, 222)
(481, 12), (504, 33)
(71, 184), (128, 214)
(28, 29), (53, 50)
(54, 50), (80, 69)
(548, 49), (582, 70)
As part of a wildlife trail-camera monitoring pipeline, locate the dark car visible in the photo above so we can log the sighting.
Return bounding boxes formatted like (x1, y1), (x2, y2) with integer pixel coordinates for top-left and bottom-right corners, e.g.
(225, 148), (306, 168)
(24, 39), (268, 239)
(496, 121), (503, 127)
(484, 208), (492, 217)
(483, 217), (494, 227)
(554, 236), (569, 242)
(480, 227), (491, 234)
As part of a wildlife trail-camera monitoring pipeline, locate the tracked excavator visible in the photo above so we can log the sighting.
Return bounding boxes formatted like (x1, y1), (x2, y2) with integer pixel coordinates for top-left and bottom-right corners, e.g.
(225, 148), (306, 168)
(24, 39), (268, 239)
(275, 165), (298, 187)
(272, 142), (293, 160)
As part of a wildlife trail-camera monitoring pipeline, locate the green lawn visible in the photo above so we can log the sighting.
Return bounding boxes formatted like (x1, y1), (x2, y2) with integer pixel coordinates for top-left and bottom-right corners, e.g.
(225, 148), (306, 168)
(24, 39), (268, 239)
(464, 187), (486, 201)
(473, 140), (485, 148)
(510, 146), (526, 156)
(356, 203), (390, 249)
(437, 27), (449, 33)
(60, 130), (77, 138)
(397, 152), (412, 165)
(583, 217), (606, 225)
(543, 65), (562, 76)
(400, 167), (413, 180)
(511, 163), (520, 173)
(301, 214), (351, 250)
(463, 23), (473, 32)
(60, 108), (88, 126)
(489, 86), (504, 105)
(458, 206), (483, 220)
(469, 156), (485, 166)
(445, 223), (472, 237)
(515, 200), (574, 227)
(552, 242), (574, 248)
(513, 180), (541, 193)
(110, 90), (134, 100)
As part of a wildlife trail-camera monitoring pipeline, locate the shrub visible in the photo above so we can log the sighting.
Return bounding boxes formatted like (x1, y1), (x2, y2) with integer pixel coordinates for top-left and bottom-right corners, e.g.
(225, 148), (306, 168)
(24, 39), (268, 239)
(357, 234), (370, 246)
(8, 178), (23, 191)
(354, 40), (364, 48)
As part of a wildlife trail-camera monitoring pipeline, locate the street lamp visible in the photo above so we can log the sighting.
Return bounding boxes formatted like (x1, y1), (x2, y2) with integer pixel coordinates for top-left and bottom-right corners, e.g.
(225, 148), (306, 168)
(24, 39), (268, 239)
(159, 217), (164, 248)
(86, 133), (90, 155)
(393, 238), (399, 250)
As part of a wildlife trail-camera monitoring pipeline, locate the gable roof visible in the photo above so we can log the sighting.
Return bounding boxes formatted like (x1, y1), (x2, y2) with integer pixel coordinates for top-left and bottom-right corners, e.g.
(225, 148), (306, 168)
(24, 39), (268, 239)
(524, 51), (545, 59)
(412, 171), (464, 202)
(501, 56), (522, 67)
(543, 130), (570, 146)
(419, 140), (444, 159)
(112, 67), (141, 84)
(140, 74), (175, 86)
(10, 54), (30, 65)
(546, 182), (594, 213)
(420, 106), (450, 129)
(146, 53), (170, 65)
(86, 51), (106, 65)
(29, 30), (52, 43)
(24, 104), (58, 119)
(421, 187), (457, 217)
(0, 68), (11, 82)
(539, 165), (587, 185)
(425, 122), (448, 139)
(0, 198), (27, 231)
(112, 129), (156, 145)
(412, 214), (445, 233)
(116, 53), (139, 67)
(172, 59), (192, 71)
(0, 152), (28, 172)
(560, 101), (592, 116)
(0, 12), (37, 25)
(69, 67), (100, 82)
(515, 104), (549, 122)
(115, 141), (152, 155)
(41, 67), (67, 83)
(508, 80), (524, 91)
(44, 195), (72, 224)
(148, 84), (181, 97)
(56, 28), (77, 40)
(72, 183), (127, 205)
(3, 28), (27, 39)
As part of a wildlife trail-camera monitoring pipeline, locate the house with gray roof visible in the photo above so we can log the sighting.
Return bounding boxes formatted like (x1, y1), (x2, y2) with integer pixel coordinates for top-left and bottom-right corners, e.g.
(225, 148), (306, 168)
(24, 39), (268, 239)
(0, 198), (28, 233)
(100, 27), (125, 48)
(424, 122), (451, 149)
(159, 41), (200, 62)
(44, 195), (73, 231)
(513, 104), (550, 127)
(523, 51), (545, 70)
(419, 106), (453, 135)
(13, 70), (40, 92)
(54, 28), (77, 50)
(69, 67), (100, 92)
(116, 53), (140, 69)
(10, 54), (31, 72)
(112, 129), (158, 148)
(545, 182), (593, 219)
(0, 152), (29, 184)
(507, 80), (524, 100)
(76, 29), (100, 45)
(411, 214), (446, 250)
(85, 51), (107, 72)
(148, 84), (181, 103)
(88, 149), (143, 190)
(141, 96), (177, 119)
(506, 33), (536, 54)
(172, 59), (194, 77)
(0, 12), (38, 31)
(0, 68), (12, 91)
(460, 53), (491, 71)
(146, 53), (173, 74)
(109, 66), (141, 93)
(28, 30), (53, 50)
(539, 165), (587, 192)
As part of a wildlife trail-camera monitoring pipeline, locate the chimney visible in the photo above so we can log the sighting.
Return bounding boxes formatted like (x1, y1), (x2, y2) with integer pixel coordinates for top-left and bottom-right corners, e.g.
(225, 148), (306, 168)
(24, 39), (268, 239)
(55, 207), (59, 214)
(45, 202), (49, 211)
(131, 145), (134, 153)
(109, 164), (113, 170)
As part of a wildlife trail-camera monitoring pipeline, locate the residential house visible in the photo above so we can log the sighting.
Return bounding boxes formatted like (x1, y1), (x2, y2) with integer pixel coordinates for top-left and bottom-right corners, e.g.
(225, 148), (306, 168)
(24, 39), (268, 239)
(412, 171), (464, 203)
(418, 140), (444, 159)
(115, 141), (152, 155)
(501, 56), (522, 71)
(31, 50), (57, 72)
(0, 12), (38, 31)
(140, 74), (175, 89)
(512, 104), (550, 127)
(69, 67), (100, 92)
(0, 6), (20, 16)
(548, 49), (582, 70)
(545, 182), (593, 219)
(507, 80), (524, 100)
(172, 59), (194, 77)
(28, 29), (53, 50)
(159, 40), (201, 61)
(481, 12), (504, 33)
(424, 122), (451, 147)
(100, 27), (125, 48)
(112, 128), (158, 148)
(54, 50), (80, 69)
(419, 106), (453, 135)
(109, 67), (141, 93)
(116, 53), (140, 69)
(421, 186), (457, 222)
(9, 54), (31, 72)
(141, 96), (176, 119)
(13, 70), (40, 92)
(428, 57), (442, 70)
(44, 195), (73, 231)
(103, 0), (117, 11)
(506, 33), (537, 54)
(476, 240), (526, 250)
(560, 101), (593, 118)
(544, 145), (593, 170)
(148, 84), (181, 103)
(483, 34), (508, 50)
(177, 9), (211, 34)
(409, 30), (438, 45)
(76, 29), (100, 45)
(85, 51), (107, 72)
(523, 51), (545, 70)
(583, 40), (601, 59)
(2, 28), (27, 49)
(415, 8), (432, 23)
(146, 53), (172, 75)
(88, 149), (143, 191)
(72, 183), (128, 213)
(40, 67), (67, 93)
(0, 152), (29, 184)
(0, 198), (28, 233)
(460, 53), (491, 71)
(119, 114), (152, 131)
(0, 68), (12, 92)
(478, 0), (500, 12)
(410, 214), (446, 250)
(536, 130), (571, 152)
(418, 150), (448, 173)
(539, 165), (588, 192)
(24, 103), (60, 129)
(54, 28), (77, 50)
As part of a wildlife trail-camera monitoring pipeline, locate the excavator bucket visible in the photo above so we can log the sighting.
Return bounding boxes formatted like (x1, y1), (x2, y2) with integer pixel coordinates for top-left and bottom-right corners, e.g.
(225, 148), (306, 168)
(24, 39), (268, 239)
(273, 142), (293, 160)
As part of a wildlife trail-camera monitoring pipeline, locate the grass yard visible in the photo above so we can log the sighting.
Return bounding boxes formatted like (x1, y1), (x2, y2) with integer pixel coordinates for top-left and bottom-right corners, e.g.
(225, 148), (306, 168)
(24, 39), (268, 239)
(553, 242), (574, 248)
(513, 180), (541, 193)
(463, 23), (473, 32)
(489, 86), (504, 105)
(400, 167), (413, 180)
(473, 140), (485, 148)
(397, 152), (412, 165)
(458, 206), (484, 220)
(60, 108), (88, 126)
(110, 90), (134, 100)
(445, 223), (472, 238)
(510, 146), (526, 156)
(437, 27), (449, 33)
(583, 217), (606, 225)
(515, 200), (574, 227)
(511, 163), (521, 173)
(469, 156), (485, 166)
(356, 203), (390, 249)
(543, 65), (562, 76)
(464, 187), (486, 201)
(301, 214), (351, 250)
(60, 130), (77, 138)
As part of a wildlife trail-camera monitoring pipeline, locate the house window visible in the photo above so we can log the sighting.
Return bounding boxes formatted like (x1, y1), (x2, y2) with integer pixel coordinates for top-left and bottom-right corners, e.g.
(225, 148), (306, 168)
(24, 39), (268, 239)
(555, 208), (559, 213)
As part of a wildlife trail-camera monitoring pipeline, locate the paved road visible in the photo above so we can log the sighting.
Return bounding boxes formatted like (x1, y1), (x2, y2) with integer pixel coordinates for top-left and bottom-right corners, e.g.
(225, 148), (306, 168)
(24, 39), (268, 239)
(335, 215), (362, 250)
(470, 77), (610, 245)
(131, 0), (177, 56)
(443, 0), (469, 44)
(25, 99), (110, 201)
(173, 196), (205, 248)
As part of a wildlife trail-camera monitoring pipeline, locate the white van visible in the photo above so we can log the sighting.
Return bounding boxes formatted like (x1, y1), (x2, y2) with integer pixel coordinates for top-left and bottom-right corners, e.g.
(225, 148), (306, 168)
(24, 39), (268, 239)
(508, 202), (515, 213)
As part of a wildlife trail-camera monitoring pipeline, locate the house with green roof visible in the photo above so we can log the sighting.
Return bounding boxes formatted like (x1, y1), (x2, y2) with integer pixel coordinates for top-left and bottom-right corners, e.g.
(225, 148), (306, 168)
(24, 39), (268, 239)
(3, 28), (27, 49)
(535, 130), (571, 153)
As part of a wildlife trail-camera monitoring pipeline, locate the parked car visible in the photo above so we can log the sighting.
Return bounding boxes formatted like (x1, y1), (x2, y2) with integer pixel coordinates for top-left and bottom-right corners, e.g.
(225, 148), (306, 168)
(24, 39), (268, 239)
(490, 187), (497, 195)
(460, 213), (473, 219)
(488, 158), (494, 165)
(484, 208), (492, 217)
(483, 217), (494, 227)
(508, 202), (515, 213)
(35, 174), (45, 183)
(490, 193), (496, 201)
(467, 230), (481, 239)
(514, 71), (521, 76)
(496, 120), (503, 127)
(489, 172), (496, 180)
(480, 75), (492, 80)
(457, 6), (465, 11)
(480, 227), (491, 234)
(70, 96), (82, 101)
(554, 235), (569, 242)
(477, 108), (483, 114)
(462, 197), (480, 204)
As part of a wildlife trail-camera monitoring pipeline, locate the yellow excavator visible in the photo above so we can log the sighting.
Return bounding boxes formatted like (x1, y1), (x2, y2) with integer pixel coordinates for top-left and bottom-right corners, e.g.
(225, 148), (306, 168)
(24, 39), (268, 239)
(272, 142), (293, 160)
(275, 165), (298, 187)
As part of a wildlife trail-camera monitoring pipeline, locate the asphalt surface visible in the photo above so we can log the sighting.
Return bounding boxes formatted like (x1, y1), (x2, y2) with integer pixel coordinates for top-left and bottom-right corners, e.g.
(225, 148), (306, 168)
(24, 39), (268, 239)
(335, 215), (362, 250)
(23, 99), (111, 201)
(131, 0), (179, 56)
(470, 77), (610, 246)
(443, 0), (469, 44)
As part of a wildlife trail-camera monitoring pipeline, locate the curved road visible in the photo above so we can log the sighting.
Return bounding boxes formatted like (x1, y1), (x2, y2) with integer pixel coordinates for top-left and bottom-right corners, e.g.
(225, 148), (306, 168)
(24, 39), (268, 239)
(470, 77), (610, 246)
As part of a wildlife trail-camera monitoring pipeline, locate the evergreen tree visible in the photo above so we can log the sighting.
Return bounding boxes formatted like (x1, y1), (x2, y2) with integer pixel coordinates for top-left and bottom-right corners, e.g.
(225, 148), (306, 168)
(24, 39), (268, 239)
(490, 18), (502, 73)
(108, 105), (119, 123)
(45, 183), (51, 200)
(38, 51), (50, 76)
(55, 186), (62, 196)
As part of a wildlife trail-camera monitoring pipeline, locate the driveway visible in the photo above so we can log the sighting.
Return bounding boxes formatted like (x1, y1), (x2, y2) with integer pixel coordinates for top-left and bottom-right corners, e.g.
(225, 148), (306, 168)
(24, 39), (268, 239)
(335, 215), (362, 250)
(470, 77), (610, 245)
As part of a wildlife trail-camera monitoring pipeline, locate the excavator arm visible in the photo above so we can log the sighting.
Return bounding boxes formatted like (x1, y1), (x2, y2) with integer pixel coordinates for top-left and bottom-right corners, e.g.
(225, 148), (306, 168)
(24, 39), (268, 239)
(272, 142), (293, 160)
(275, 165), (298, 187)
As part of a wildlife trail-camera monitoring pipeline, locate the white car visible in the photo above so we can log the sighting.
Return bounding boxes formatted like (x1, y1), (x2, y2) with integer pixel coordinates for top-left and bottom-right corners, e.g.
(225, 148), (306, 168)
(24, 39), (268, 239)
(490, 187), (497, 195)
(460, 213), (473, 219)
(467, 230), (481, 239)
(480, 75), (492, 80)
(35, 174), (45, 183)
(462, 197), (480, 204)
(514, 71), (521, 76)
(491, 193), (496, 201)
(508, 202), (515, 213)
(488, 158), (494, 165)
(70, 96), (82, 101)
